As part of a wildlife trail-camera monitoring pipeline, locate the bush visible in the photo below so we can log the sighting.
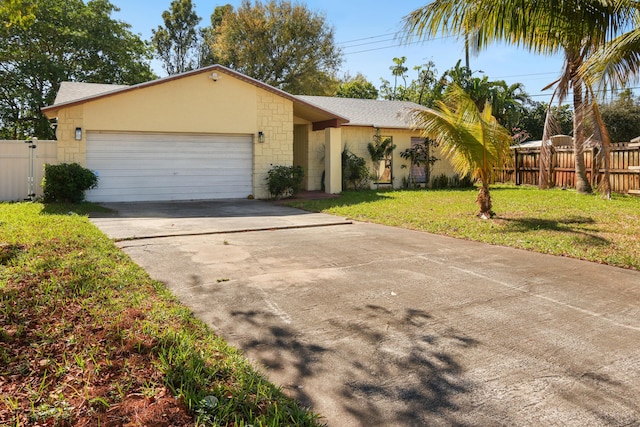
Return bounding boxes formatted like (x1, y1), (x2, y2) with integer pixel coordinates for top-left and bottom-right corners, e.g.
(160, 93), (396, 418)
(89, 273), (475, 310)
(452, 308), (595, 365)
(42, 163), (98, 203)
(342, 149), (371, 191)
(431, 173), (450, 189)
(450, 174), (475, 188)
(266, 165), (304, 199)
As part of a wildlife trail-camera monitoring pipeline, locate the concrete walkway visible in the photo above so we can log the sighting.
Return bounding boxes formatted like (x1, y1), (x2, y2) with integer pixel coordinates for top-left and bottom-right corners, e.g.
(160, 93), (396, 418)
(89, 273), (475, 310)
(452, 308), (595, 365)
(91, 200), (640, 426)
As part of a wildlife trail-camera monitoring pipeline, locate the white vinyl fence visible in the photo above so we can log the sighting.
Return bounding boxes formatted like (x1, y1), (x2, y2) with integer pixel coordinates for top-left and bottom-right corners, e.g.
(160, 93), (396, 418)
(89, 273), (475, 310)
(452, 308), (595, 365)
(0, 140), (57, 201)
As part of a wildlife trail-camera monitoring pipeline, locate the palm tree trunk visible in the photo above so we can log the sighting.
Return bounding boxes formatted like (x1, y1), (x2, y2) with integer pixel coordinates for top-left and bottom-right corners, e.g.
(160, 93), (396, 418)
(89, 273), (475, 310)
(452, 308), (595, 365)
(572, 79), (593, 193)
(476, 182), (492, 219)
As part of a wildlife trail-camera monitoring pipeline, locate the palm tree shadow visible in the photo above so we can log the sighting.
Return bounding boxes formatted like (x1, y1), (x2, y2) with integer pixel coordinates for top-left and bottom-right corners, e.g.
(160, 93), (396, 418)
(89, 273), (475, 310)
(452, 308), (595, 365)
(497, 216), (610, 246)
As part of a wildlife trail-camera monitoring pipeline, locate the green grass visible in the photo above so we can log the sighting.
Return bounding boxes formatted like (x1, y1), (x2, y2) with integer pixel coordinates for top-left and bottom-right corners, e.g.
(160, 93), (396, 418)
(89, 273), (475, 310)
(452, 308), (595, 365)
(285, 185), (640, 270)
(0, 202), (323, 426)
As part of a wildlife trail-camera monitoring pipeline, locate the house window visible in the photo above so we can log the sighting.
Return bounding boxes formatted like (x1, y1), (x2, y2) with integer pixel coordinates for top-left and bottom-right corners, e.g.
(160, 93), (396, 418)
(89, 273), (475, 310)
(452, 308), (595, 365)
(410, 137), (427, 183)
(376, 136), (393, 184)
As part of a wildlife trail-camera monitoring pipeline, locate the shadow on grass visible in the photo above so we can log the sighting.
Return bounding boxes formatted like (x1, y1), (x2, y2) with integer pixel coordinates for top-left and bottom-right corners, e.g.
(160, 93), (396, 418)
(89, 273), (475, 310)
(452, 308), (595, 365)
(498, 216), (610, 247)
(40, 202), (112, 216)
(285, 187), (475, 212)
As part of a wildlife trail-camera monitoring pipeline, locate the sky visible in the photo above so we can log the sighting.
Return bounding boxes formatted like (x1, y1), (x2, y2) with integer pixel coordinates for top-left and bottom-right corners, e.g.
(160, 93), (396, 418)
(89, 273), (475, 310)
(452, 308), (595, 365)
(109, 0), (567, 104)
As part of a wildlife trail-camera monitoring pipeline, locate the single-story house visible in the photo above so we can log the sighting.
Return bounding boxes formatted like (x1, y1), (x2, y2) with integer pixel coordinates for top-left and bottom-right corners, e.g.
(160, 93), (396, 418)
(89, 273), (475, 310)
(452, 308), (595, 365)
(42, 65), (455, 202)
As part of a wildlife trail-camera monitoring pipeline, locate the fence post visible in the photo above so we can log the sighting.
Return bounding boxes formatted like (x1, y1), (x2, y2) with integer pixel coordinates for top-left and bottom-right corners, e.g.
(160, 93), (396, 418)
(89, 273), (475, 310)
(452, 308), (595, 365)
(591, 146), (598, 188)
(514, 149), (520, 185)
(25, 137), (37, 201)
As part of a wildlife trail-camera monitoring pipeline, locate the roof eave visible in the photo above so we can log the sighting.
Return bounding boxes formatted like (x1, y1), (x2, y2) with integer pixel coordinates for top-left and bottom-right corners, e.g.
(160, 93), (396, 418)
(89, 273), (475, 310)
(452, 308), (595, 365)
(41, 65), (349, 127)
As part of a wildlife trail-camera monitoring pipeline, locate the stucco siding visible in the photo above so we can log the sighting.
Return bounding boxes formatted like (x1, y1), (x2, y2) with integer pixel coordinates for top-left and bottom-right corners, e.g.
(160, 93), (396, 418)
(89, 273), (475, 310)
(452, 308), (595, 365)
(307, 126), (457, 191)
(82, 73), (258, 134)
(307, 129), (326, 191)
(50, 71), (299, 199)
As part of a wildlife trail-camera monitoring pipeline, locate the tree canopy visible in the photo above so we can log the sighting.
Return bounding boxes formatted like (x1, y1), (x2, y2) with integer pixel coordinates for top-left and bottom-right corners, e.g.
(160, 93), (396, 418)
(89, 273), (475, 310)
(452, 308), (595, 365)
(599, 89), (640, 143)
(151, 0), (201, 75)
(336, 73), (378, 99)
(403, 0), (636, 194)
(0, 0), (155, 140)
(0, 0), (36, 27)
(209, 0), (342, 95)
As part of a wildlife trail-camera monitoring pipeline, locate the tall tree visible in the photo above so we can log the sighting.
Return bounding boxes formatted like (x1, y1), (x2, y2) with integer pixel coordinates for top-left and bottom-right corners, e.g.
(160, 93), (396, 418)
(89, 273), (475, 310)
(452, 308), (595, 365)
(151, 0), (201, 75)
(210, 0), (342, 95)
(198, 4), (234, 67)
(517, 102), (573, 141)
(389, 56), (408, 100)
(0, 0), (36, 27)
(336, 73), (378, 99)
(411, 84), (513, 218)
(599, 89), (640, 143)
(0, 0), (155, 140)
(403, 0), (635, 194)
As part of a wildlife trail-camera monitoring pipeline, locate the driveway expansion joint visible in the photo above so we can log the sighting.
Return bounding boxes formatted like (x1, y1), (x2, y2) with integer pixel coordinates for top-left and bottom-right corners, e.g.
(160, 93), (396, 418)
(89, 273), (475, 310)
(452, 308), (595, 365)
(112, 220), (353, 242)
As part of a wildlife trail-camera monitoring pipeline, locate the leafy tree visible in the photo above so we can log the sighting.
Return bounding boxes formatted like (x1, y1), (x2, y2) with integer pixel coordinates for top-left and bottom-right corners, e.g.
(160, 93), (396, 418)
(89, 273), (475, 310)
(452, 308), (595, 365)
(380, 59), (530, 132)
(599, 89), (640, 143)
(198, 4), (233, 67)
(210, 0), (342, 95)
(0, 0), (36, 27)
(403, 0), (636, 194)
(336, 73), (378, 99)
(0, 0), (155, 140)
(151, 0), (201, 75)
(410, 84), (513, 218)
(517, 102), (573, 141)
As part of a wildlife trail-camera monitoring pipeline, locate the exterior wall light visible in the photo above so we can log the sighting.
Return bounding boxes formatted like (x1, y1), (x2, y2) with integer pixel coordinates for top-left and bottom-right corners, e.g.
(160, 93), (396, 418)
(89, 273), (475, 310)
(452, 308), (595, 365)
(75, 127), (82, 140)
(258, 131), (265, 143)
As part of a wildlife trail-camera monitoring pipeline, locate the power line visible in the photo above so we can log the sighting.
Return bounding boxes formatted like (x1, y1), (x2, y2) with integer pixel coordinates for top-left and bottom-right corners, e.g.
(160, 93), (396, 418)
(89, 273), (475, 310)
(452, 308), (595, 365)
(339, 32), (399, 45)
(343, 36), (453, 55)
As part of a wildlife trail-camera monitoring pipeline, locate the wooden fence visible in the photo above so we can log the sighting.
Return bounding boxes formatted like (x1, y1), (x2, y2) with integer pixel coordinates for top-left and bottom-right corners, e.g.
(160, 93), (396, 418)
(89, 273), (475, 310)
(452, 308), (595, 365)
(498, 142), (640, 194)
(0, 140), (57, 201)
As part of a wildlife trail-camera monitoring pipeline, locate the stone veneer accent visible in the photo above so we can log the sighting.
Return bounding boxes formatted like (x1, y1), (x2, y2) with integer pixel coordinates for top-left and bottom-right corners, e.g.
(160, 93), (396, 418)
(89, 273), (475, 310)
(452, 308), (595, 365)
(55, 105), (85, 165)
(254, 89), (294, 199)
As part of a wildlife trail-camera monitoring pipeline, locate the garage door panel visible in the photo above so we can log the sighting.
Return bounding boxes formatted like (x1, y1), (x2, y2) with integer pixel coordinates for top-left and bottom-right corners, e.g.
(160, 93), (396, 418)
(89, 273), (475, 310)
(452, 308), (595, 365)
(86, 132), (253, 202)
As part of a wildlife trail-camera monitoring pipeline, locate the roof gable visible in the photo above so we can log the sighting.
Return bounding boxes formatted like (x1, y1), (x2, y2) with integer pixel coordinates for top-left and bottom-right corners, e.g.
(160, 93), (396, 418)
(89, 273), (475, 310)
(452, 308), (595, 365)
(42, 65), (348, 127)
(54, 82), (129, 105)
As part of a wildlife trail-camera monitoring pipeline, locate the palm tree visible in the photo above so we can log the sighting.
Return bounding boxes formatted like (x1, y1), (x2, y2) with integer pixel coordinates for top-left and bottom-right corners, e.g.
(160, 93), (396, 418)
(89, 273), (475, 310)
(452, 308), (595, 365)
(581, 23), (640, 90)
(402, 0), (636, 194)
(411, 84), (513, 218)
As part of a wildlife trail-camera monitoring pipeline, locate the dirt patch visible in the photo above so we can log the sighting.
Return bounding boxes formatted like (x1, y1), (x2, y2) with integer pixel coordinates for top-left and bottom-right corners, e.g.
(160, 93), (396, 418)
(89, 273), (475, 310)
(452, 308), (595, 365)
(0, 283), (194, 426)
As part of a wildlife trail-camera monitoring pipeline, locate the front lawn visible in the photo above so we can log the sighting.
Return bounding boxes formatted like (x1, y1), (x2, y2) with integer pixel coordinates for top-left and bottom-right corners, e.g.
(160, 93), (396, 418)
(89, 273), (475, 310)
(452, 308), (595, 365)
(285, 185), (640, 270)
(0, 202), (323, 426)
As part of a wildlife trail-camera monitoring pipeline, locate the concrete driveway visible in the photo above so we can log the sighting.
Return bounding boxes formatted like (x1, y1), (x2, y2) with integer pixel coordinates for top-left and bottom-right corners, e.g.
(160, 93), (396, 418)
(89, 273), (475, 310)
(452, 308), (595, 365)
(91, 200), (640, 426)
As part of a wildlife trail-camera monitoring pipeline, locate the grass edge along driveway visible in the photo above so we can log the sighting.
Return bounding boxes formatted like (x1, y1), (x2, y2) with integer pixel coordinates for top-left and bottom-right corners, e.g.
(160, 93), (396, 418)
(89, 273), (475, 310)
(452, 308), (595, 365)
(0, 202), (324, 426)
(285, 185), (640, 271)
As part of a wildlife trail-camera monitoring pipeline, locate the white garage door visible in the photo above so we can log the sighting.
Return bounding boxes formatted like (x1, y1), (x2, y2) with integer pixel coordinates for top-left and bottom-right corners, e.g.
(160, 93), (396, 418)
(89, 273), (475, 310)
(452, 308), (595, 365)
(86, 132), (253, 202)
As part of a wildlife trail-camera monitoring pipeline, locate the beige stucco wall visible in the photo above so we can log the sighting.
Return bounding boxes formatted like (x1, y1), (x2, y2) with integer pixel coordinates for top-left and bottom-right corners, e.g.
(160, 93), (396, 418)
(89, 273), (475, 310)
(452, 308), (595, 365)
(51, 71), (295, 199)
(306, 126), (456, 191)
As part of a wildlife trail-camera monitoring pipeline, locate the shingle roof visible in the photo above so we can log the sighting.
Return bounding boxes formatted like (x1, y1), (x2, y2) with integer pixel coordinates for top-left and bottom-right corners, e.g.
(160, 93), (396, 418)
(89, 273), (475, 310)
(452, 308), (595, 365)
(297, 96), (424, 129)
(54, 82), (130, 105)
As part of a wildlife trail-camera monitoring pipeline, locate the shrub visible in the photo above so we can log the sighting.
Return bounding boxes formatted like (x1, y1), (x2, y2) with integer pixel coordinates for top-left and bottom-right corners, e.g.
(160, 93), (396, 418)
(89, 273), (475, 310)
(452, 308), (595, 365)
(431, 173), (450, 189)
(42, 163), (98, 203)
(342, 149), (371, 191)
(450, 174), (475, 188)
(266, 165), (304, 199)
